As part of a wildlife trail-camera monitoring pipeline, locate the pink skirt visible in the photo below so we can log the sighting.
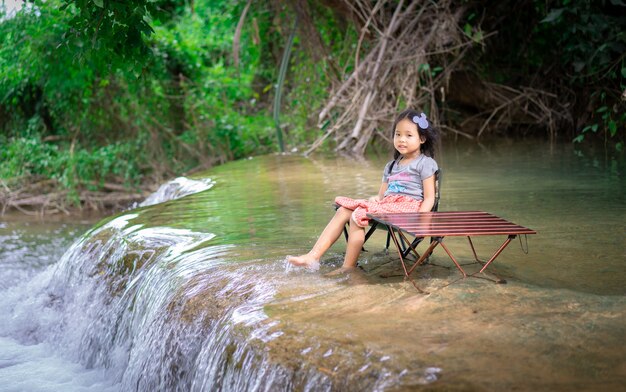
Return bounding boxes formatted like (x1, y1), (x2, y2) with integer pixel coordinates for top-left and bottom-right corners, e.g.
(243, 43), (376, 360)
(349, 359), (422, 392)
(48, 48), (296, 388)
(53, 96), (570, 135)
(335, 194), (422, 228)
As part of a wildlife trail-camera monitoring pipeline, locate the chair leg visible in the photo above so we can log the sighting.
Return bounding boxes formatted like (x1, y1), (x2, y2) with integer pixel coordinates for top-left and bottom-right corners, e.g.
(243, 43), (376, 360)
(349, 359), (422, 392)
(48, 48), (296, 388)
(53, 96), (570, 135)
(399, 234), (407, 252)
(403, 236), (425, 259)
(399, 231), (421, 260)
(388, 228), (429, 294)
(385, 231), (391, 253)
(467, 236), (480, 262)
(364, 222), (379, 243)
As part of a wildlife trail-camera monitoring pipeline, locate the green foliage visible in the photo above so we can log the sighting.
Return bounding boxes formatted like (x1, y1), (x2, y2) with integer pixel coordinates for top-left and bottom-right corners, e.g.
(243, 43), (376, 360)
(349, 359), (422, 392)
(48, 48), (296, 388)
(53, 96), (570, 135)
(573, 93), (625, 151)
(278, 3), (358, 147)
(536, 1), (625, 78)
(58, 0), (158, 71)
(0, 2), (79, 137)
(3, 0), (623, 209)
(531, 0), (625, 147)
(0, 0), (285, 204)
(462, 12), (485, 44)
(467, 0), (625, 149)
(0, 136), (60, 181)
(273, 17), (298, 153)
(0, 135), (145, 189)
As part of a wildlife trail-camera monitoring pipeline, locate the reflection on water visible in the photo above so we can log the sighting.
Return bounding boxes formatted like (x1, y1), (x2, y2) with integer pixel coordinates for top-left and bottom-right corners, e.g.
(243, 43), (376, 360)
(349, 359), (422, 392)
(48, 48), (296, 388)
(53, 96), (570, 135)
(0, 139), (624, 391)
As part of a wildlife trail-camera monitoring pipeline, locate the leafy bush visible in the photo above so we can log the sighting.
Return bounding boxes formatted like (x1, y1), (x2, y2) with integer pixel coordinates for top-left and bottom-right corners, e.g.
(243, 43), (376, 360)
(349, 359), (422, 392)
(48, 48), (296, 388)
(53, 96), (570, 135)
(0, 0), (287, 203)
(0, 136), (61, 181)
(0, 135), (145, 189)
(536, 0), (625, 149)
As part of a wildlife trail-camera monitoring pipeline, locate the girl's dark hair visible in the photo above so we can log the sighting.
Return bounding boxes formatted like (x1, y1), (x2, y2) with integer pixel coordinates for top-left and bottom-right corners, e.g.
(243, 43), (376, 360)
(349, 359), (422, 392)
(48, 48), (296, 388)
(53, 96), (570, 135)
(391, 108), (439, 159)
(388, 109), (440, 173)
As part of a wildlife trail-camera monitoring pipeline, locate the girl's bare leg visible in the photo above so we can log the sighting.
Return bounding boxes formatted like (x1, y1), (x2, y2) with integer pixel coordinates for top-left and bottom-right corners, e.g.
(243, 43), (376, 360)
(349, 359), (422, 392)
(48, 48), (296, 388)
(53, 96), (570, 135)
(288, 207), (352, 267)
(342, 217), (365, 268)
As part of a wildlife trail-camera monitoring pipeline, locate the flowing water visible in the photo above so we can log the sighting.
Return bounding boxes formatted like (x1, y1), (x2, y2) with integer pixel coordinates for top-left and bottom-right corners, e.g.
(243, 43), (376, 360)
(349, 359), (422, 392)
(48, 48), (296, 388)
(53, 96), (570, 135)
(0, 139), (624, 391)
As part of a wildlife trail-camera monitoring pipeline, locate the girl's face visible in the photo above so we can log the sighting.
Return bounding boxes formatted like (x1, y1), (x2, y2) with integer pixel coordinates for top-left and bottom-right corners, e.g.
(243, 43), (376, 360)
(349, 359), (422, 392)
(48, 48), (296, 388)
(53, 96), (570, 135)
(394, 118), (424, 157)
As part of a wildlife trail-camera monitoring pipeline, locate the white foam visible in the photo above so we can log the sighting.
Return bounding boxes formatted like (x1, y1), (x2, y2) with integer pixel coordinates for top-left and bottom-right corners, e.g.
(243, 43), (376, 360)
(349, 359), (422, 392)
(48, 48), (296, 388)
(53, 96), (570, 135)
(0, 211), (224, 391)
(0, 336), (120, 392)
(139, 177), (215, 207)
(283, 256), (320, 272)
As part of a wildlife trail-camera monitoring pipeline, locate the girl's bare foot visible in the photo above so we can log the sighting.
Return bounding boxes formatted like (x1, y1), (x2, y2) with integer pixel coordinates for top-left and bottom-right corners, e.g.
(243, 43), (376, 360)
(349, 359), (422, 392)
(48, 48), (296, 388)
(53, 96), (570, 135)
(324, 266), (357, 276)
(287, 254), (320, 269)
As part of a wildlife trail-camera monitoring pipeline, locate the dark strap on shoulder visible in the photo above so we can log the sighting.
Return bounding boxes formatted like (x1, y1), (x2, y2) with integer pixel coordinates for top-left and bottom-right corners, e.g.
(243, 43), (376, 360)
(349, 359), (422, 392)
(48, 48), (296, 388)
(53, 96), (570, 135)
(387, 157), (400, 175)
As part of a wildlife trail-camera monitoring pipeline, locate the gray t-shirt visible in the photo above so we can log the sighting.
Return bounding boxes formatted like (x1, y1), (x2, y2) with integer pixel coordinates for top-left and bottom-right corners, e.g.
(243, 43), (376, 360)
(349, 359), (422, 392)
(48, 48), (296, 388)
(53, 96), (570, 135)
(382, 155), (438, 200)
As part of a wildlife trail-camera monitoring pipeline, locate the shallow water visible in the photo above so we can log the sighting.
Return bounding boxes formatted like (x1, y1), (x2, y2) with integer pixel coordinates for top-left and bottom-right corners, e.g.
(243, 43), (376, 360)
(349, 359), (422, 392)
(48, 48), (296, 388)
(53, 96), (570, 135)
(0, 216), (95, 290)
(0, 139), (624, 391)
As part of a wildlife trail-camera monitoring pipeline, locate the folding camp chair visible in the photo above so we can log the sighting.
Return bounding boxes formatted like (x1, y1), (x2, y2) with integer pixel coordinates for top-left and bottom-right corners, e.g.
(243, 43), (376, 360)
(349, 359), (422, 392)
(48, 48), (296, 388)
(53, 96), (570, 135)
(340, 169), (442, 257)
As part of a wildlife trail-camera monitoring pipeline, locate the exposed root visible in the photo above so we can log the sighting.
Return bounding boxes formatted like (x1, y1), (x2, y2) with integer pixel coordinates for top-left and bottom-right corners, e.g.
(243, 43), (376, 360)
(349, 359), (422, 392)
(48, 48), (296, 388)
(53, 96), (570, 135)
(307, 1), (572, 156)
(451, 74), (573, 140)
(309, 0), (470, 156)
(0, 178), (150, 216)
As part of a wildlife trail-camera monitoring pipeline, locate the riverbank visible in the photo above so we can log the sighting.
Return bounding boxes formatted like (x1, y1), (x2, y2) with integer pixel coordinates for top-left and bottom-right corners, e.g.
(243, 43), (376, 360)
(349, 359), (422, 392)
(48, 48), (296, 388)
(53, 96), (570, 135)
(0, 178), (153, 216)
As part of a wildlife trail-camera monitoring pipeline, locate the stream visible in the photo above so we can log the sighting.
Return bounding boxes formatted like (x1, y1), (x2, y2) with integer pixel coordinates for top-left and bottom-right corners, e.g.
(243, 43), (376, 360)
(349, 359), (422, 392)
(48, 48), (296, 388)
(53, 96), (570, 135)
(0, 138), (624, 391)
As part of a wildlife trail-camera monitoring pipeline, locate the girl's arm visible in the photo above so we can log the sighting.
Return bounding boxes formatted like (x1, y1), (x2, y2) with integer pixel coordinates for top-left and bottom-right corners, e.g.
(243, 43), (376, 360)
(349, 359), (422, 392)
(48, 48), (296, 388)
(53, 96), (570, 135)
(418, 175), (436, 212)
(370, 182), (388, 201)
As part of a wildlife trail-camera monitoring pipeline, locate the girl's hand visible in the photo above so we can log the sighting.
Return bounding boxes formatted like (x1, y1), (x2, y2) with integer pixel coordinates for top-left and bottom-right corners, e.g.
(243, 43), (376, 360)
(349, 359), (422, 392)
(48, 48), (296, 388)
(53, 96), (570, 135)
(372, 183), (388, 203)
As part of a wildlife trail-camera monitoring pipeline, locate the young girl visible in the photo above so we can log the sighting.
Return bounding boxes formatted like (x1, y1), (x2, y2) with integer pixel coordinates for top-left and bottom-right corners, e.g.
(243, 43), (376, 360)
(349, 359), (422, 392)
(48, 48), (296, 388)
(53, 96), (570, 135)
(288, 109), (439, 272)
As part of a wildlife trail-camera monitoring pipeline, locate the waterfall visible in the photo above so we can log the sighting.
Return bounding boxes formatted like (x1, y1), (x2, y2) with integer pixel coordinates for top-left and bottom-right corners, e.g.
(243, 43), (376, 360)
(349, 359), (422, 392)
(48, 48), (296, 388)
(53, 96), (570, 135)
(0, 190), (341, 391)
(0, 175), (308, 391)
(0, 208), (307, 390)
